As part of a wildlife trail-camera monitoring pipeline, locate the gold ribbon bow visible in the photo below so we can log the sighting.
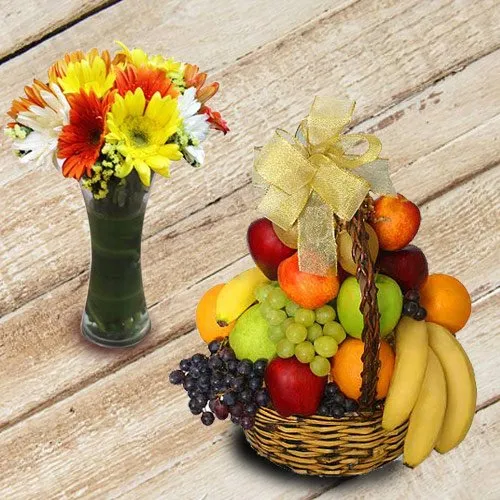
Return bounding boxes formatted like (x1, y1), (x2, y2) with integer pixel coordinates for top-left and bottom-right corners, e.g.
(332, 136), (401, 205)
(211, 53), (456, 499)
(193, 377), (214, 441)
(254, 97), (395, 276)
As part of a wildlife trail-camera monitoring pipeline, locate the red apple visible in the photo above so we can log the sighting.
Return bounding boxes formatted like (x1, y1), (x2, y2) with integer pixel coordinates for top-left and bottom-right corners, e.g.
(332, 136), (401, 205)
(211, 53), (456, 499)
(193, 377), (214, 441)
(247, 218), (296, 280)
(372, 194), (421, 251)
(376, 244), (429, 292)
(265, 357), (327, 417)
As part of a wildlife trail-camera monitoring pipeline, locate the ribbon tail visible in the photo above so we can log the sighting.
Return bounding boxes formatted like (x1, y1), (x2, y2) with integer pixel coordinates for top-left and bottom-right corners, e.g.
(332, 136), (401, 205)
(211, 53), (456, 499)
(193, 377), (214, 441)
(353, 159), (396, 195)
(258, 184), (310, 231)
(297, 191), (337, 276)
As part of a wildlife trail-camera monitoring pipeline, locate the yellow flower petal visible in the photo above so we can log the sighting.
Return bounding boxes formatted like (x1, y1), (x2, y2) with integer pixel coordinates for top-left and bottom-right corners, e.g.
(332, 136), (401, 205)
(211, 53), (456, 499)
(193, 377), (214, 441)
(134, 159), (151, 186)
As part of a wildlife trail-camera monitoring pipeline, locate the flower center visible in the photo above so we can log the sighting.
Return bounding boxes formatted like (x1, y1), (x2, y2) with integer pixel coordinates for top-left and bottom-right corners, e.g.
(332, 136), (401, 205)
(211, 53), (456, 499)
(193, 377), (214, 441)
(131, 129), (149, 147)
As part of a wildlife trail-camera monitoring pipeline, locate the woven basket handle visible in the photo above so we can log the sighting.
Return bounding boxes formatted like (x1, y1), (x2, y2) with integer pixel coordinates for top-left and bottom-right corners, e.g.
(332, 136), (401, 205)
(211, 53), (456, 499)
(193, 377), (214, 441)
(346, 198), (381, 410)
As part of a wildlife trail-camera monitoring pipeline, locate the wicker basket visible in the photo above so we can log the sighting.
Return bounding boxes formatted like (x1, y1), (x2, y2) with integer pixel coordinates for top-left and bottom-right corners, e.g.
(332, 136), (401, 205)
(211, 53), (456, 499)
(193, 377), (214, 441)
(244, 198), (408, 476)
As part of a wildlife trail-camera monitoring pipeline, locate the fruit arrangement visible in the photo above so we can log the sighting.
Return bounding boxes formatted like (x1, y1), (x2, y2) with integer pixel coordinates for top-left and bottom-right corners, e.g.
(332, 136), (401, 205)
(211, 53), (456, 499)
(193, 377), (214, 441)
(169, 98), (476, 476)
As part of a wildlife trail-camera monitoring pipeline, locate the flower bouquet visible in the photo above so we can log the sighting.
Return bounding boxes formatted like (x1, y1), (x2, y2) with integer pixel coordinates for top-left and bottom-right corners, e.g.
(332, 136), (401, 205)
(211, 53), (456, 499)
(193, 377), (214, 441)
(5, 43), (228, 347)
(169, 98), (476, 475)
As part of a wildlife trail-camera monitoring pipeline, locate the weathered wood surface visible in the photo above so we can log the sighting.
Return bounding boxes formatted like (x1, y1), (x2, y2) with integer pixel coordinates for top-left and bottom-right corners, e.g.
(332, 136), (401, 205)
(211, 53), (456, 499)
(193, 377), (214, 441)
(0, 0), (499, 498)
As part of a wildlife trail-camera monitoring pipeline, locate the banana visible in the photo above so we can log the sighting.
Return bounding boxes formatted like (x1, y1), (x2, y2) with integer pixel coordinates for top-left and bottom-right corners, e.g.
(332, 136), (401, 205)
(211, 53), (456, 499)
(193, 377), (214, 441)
(427, 322), (477, 454)
(215, 267), (269, 326)
(403, 348), (447, 467)
(382, 316), (428, 431)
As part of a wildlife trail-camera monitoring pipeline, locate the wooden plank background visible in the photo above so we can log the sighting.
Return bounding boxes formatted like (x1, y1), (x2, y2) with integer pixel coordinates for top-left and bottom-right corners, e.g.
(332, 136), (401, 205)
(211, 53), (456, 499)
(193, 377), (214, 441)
(0, 0), (499, 498)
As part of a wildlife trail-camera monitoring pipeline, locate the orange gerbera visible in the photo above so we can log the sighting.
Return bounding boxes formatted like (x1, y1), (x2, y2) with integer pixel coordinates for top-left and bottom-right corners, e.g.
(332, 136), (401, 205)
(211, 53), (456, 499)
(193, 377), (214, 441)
(48, 48), (112, 82)
(201, 105), (229, 134)
(183, 63), (219, 104)
(58, 90), (113, 180)
(115, 65), (179, 101)
(8, 79), (54, 120)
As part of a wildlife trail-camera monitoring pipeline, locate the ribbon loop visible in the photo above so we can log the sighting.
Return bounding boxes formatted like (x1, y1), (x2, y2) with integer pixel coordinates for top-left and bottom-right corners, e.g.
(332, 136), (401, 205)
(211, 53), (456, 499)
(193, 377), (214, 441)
(253, 98), (395, 276)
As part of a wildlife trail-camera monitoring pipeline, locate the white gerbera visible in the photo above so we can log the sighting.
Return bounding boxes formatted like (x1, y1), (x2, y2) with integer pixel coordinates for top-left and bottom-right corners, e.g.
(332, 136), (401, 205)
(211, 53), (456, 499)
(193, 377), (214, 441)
(13, 83), (70, 169)
(177, 87), (209, 166)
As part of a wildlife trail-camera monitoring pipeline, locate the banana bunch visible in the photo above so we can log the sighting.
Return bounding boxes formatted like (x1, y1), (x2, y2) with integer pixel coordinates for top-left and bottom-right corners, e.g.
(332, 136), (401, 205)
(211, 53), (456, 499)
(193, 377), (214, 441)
(382, 317), (477, 468)
(216, 267), (269, 326)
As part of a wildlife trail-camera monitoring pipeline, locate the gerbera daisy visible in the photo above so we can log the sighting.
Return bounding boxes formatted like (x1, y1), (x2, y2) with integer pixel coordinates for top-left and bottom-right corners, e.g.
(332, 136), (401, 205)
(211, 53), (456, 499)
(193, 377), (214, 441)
(105, 88), (182, 186)
(57, 52), (115, 97)
(201, 105), (230, 135)
(115, 65), (179, 101)
(177, 87), (209, 166)
(8, 79), (53, 120)
(58, 90), (113, 180)
(114, 42), (182, 77)
(49, 48), (112, 83)
(183, 63), (219, 104)
(11, 82), (70, 167)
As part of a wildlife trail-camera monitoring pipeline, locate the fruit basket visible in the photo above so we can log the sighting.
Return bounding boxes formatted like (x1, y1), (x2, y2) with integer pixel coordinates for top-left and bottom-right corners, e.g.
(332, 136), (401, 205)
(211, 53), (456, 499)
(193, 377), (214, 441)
(169, 97), (476, 477)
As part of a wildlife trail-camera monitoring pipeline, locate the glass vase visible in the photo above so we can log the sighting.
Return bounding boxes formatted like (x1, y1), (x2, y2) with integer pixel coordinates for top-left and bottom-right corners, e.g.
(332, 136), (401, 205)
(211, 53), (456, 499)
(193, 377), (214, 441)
(81, 171), (152, 347)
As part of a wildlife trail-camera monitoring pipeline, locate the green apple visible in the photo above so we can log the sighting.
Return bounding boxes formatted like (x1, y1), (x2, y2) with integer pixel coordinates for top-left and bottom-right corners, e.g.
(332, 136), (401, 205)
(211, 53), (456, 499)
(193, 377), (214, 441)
(337, 275), (403, 338)
(229, 304), (277, 361)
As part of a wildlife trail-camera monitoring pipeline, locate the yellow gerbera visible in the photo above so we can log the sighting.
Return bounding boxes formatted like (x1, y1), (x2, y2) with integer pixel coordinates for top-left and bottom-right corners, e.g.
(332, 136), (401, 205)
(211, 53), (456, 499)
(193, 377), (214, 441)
(106, 88), (182, 186)
(58, 54), (115, 97)
(114, 41), (183, 77)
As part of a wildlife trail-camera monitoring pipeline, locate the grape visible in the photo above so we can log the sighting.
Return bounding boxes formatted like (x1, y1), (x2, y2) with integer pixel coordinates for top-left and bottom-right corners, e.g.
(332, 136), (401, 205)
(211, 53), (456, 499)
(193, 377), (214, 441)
(213, 399), (229, 420)
(189, 399), (204, 415)
(310, 356), (331, 377)
(314, 335), (338, 358)
(307, 323), (323, 342)
(230, 377), (245, 392)
(241, 415), (255, 430)
(414, 307), (427, 321)
(324, 382), (338, 398)
(317, 404), (330, 416)
(253, 359), (268, 376)
(189, 365), (201, 378)
(268, 325), (285, 343)
(237, 359), (253, 376)
(285, 299), (300, 317)
(345, 399), (358, 412)
(285, 323), (308, 344)
(315, 305), (336, 324)
(323, 321), (347, 343)
(248, 376), (263, 391)
(259, 302), (274, 322)
(226, 359), (238, 373)
(255, 388), (270, 406)
(295, 308), (316, 327)
(295, 341), (316, 363)
(276, 338), (295, 358)
(192, 353), (207, 365)
(268, 309), (287, 326)
(169, 370), (185, 385)
(245, 403), (258, 415)
(220, 348), (235, 362)
(179, 359), (191, 371)
(333, 392), (345, 405)
(239, 389), (254, 403)
(208, 340), (221, 354)
(405, 289), (420, 302)
(230, 402), (244, 417)
(198, 375), (211, 391)
(222, 392), (236, 406)
(332, 406), (344, 419)
(230, 415), (241, 425)
(268, 288), (287, 310)
(183, 376), (196, 391)
(255, 283), (274, 303)
(208, 355), (223, 370)
(403, 300), (419, 317)
(281, 317), (295, 333)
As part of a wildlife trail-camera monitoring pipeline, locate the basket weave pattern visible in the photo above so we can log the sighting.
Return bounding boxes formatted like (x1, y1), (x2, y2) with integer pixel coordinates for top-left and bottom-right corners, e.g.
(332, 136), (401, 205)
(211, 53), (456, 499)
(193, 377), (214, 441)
(244, 197), (408, 475)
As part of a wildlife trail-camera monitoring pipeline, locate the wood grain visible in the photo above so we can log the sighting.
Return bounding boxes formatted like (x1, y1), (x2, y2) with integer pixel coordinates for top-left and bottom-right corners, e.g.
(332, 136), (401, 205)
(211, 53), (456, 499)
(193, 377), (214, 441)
(0, 284), (497, 498)
(1, 164), (498, 430)
(2, 0), (499, 315)
(0, 0), (110, 60)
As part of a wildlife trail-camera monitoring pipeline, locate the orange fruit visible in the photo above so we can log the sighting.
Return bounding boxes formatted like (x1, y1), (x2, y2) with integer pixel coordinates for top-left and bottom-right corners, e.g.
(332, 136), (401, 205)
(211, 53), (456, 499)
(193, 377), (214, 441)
(419, 274), (471, 334)
(196, 284), (234, 343)
(277, 253), (340, 309)
(331, 338), (395, 401)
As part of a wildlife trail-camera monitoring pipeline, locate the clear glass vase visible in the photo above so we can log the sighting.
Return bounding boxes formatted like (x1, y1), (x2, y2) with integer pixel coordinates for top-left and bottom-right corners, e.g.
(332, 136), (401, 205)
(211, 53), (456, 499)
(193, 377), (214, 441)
(81, 171), (152, 347)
